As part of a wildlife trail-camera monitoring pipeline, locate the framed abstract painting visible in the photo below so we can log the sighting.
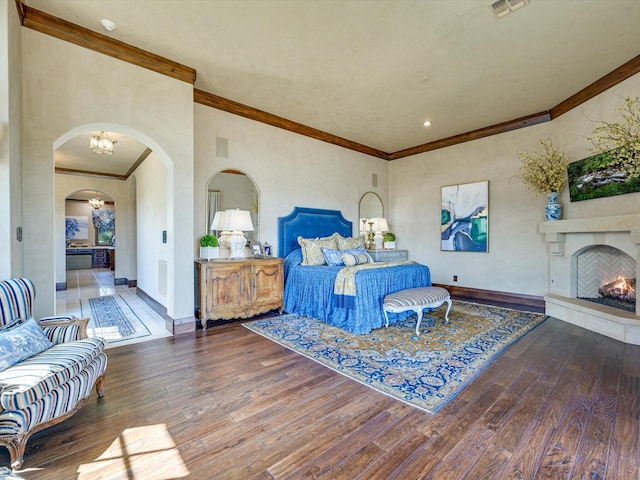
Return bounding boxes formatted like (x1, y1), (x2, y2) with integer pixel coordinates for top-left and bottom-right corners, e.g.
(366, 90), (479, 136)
(441, 180), (489, 252)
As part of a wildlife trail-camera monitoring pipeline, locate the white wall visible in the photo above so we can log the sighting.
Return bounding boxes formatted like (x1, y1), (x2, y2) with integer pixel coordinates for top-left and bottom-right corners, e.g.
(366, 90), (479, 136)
(134, 153), (168, 305)
(21, 30), (193, 320)
(194, 105), (390, 257)
(0, 0), (23, 279)
(390, 73), (640, 297)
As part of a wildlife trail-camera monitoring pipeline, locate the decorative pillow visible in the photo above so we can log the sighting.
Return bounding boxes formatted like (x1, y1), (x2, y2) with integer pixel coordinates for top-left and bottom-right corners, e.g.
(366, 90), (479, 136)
(297, 236), (338, 266)
(0, 317), (53, 372)
(342, 251), (374, 266)
(322, 248), (345, 267)
(0, 316), (28, 332)
(335, 234), (365, 250)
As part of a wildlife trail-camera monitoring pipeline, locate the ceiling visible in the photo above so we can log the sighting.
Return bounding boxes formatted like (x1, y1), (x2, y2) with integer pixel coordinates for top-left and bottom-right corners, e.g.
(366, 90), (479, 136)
(26, 0), (640, 174)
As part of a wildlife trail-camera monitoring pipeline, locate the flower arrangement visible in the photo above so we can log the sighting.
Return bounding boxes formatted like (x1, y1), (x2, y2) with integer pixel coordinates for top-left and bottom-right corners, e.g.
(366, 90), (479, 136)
(517, 139), (569, 195)
(587, 96), (640, 180)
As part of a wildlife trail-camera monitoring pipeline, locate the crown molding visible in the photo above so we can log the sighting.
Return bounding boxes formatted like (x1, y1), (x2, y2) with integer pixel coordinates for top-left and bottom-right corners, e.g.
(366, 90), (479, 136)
(15, 1), (640, 160)
(194, 89), (390, 160)
(18, 2), (196, 84)
(389, 111), (551, 160)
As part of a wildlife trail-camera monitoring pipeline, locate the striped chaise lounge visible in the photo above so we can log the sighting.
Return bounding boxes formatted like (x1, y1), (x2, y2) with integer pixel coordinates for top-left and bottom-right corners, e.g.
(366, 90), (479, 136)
(383, 286), (452, 335)
(0, 278), (107, 469)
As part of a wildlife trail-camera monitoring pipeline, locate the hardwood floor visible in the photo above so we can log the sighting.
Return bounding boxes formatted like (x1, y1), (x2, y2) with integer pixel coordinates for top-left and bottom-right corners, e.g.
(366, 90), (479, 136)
(2, 310), (639, 479)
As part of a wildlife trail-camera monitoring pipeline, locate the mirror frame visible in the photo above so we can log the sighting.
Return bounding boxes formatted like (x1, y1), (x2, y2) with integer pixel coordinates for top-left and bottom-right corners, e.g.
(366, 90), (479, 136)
(205, 169), (259, 239)
(358, 191), (384, 233)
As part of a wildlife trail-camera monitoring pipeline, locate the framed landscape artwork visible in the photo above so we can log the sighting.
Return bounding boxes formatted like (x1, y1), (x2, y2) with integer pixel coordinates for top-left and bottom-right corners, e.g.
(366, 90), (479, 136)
(567, 149), (640, 202)
(441, 180), (489, 252)
(65, 216), (89, 240)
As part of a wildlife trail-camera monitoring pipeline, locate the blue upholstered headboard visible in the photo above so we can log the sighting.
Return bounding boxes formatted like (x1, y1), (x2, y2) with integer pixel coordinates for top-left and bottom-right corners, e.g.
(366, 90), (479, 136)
(278, 207), (353, 258)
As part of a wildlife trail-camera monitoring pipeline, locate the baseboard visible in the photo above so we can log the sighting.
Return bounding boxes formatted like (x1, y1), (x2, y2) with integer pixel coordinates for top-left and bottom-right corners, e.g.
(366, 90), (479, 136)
(432, 283), (545, 309)
(136, 287), (167, 317)
(114, 277), (128, 286)
(136, 287), (196, 335)
(56, 282), (67, 291)
(127, 279), (137, 288)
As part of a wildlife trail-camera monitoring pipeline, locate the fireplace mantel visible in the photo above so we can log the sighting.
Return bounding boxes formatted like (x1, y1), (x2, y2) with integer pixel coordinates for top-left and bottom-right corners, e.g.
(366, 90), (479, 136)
(539, 213), (640, 344)
(539, 213), (640, 256)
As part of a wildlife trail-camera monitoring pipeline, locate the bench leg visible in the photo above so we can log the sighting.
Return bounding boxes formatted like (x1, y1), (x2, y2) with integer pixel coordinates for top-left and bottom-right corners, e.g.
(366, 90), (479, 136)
(443, 297), (452, 324)
(415, 309), (424, 335)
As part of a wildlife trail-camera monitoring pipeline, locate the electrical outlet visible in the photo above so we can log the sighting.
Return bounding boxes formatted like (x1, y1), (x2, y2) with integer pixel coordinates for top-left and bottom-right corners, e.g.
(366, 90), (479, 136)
(453, 275), (458, 282)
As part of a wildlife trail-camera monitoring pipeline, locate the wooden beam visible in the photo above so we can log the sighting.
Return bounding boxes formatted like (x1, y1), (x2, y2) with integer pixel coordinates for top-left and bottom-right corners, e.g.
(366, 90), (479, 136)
(388, 111), (551, 160)
(55, 167), (127, 181)
(14, 0), (26, 23)
(550, 55), (640, 119)
(194, 89), (390, 160)
(20, 4), (196, 84)
(125, 147), (152, 178)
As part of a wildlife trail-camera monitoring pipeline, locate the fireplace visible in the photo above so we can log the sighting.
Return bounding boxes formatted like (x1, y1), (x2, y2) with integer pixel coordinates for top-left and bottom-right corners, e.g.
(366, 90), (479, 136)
(577, 245), (636, 312)
(540, 214), (640, 345)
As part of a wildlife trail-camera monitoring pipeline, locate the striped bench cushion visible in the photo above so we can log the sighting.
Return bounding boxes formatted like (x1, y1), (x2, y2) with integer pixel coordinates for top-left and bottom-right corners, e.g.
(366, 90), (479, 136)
(383, 286), (450, 309)
(0, 337), (106, 411)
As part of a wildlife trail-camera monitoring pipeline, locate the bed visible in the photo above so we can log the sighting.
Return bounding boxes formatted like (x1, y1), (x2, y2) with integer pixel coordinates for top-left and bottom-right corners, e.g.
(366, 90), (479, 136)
(278, 207), (432, 334)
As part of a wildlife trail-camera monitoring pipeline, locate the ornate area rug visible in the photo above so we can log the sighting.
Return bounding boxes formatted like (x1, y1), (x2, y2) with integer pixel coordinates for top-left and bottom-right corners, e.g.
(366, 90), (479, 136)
(243, 301), (547, 413)
(83, 295), (151, 344)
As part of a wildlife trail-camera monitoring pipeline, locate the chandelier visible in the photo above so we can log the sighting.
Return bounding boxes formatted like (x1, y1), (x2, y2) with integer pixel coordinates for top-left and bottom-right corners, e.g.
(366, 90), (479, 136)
(88, 193), (104, 209)
(88, 131), (116, 156)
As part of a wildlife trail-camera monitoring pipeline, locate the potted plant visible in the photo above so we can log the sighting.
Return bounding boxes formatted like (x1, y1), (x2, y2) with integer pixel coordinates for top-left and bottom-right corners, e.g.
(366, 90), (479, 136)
(383, 232), (396, 250)
(517, 139), (569, 220)
(200, 234), (219, 260)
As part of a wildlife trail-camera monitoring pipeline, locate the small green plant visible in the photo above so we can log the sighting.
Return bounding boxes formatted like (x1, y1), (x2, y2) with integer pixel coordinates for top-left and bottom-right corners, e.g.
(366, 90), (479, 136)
(383, 232), (396, 242)
(200, 234), (219, 247)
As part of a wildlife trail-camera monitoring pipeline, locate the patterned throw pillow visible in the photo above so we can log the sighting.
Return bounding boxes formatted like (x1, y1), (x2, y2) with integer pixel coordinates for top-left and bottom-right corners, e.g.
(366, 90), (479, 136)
(335, 234), (365, 251)
(321, 248), (345, 267)
(297, 235), (339, 266)
(342, 251), (374, 266)
(0, 317), (53, 372)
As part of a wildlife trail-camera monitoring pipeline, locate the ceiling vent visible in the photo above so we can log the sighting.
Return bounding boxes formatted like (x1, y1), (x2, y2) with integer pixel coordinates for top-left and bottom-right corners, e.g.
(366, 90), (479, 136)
(489, 0), (530, 18)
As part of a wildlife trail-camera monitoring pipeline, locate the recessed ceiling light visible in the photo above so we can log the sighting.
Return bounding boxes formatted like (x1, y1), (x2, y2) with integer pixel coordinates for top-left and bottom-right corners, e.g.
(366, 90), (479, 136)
(423, 121), (432, 127)
(100, 19), (116, 31)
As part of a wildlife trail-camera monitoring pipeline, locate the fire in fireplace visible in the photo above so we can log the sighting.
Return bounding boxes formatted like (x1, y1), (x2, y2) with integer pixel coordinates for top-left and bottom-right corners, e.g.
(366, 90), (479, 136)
(599, 276), (636, 303)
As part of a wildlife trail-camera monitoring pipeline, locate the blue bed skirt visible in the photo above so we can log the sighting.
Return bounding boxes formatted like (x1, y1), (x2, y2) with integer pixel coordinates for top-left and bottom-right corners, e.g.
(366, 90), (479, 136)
(283, 249), (432, 334)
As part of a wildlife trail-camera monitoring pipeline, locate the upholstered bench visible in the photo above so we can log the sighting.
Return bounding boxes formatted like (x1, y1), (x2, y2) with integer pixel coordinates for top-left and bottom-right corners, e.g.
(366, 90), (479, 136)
(383, 286), (452, 335)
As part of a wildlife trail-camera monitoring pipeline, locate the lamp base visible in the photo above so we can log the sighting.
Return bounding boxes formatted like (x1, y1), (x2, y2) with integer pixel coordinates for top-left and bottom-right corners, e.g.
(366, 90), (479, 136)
(373, 231), (384, 250)
(228, 231), (247, 259)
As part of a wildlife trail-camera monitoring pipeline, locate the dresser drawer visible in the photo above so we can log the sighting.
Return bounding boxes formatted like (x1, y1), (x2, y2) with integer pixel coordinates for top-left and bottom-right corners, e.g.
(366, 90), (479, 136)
(367, 249), (408, 262)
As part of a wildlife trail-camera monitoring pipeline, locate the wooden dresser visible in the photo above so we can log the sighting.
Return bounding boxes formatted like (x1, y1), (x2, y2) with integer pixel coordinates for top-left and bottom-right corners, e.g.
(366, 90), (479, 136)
(195, 257), (284, 329)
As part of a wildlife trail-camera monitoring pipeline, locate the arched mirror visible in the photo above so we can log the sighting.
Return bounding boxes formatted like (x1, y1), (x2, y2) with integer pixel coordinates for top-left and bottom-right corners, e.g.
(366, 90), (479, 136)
(358, 192), (383, 234)
(206, 170), (259, 242)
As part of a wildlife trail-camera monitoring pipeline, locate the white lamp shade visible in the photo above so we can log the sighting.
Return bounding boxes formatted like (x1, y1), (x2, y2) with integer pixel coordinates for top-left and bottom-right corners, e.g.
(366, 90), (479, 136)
(210, 211), (227, 230)
(223, 209), (254, 232)
(369, 217), (389, 233)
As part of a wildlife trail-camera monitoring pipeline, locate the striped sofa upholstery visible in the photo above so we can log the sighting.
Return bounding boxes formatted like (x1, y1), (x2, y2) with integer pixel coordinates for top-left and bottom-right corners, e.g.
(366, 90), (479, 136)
(0, 278), (107, 470)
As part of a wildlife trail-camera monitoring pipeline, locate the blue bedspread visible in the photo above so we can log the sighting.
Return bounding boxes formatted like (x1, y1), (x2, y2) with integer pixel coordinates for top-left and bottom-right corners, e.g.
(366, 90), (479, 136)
(283, 249), (432, 334)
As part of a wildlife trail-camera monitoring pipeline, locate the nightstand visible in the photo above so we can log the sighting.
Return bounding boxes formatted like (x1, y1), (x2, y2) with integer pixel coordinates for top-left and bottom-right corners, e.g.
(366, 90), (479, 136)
(367, 249), (408, 262)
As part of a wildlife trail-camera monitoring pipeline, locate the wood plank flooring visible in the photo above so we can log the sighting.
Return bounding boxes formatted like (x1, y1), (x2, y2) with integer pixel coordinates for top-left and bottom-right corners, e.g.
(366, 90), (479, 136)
(2, 311), (639, 479)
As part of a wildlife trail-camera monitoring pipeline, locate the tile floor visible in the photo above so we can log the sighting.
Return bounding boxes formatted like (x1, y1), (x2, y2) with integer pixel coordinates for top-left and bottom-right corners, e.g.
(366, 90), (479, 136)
(56, 268), (173, 348)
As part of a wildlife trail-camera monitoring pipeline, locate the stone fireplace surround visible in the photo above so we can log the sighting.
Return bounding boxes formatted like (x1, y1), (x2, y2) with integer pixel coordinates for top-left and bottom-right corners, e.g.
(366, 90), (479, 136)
(540, 213), (640, 345)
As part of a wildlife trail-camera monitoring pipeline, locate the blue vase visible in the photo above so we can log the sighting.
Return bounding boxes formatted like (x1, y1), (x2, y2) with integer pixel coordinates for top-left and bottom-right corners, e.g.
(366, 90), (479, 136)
(545, 192), (562, 220)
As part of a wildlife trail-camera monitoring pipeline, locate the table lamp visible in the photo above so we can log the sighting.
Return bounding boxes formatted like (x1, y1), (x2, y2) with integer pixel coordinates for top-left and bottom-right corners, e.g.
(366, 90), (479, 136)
(369, 217), (389, 250)
(223, 209), (254, 259)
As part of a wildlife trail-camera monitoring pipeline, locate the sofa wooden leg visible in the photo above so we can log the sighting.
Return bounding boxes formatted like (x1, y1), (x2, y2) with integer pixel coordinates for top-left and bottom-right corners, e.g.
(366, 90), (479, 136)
(2, 434), (27, 470)
(95, 375), (105, 397)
